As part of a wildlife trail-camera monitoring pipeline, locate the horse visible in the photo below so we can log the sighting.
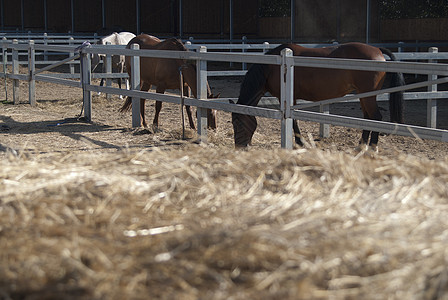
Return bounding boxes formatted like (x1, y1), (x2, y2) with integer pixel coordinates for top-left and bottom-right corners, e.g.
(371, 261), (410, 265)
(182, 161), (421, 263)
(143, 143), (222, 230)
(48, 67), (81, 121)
(92, 31), (136, 98)
(232, 42), (405, 151)
(120, 34), (219, 130)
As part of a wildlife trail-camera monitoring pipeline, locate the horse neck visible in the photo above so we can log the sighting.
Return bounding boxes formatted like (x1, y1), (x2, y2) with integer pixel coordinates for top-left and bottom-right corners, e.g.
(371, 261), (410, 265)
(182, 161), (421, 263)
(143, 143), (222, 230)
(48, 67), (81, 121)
(181, 64), (212, 98)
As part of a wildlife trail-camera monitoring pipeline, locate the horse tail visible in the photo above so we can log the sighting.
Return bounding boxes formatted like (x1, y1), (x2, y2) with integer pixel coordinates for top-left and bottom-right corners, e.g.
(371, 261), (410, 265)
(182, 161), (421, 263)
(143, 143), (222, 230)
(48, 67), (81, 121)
(380, 47), (405, 123)
(119, 97), (132, 113)
(232, 63), (270, 147)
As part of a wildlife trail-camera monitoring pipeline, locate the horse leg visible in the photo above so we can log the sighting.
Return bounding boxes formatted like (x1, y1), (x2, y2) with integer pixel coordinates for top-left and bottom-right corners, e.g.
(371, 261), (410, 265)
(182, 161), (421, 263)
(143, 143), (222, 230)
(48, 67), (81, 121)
(185, 106), (196, 130)
(207, 109), (217, 130)
(293, 119), (304, 147)
(360, 96), (382, 151)
(153, 86), (166, 131)
(139, 82), (151, 128)
(182, 86), (196, 129)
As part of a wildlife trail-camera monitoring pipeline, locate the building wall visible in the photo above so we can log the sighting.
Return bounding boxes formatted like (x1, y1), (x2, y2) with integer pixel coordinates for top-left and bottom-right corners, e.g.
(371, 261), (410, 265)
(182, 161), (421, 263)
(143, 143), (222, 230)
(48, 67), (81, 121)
(381, 18), (448, 41)
(72, 0), (102, 32)
(140, 1), (173, 35)
(23, 0), (45, 30)
(0, 0), (259, 38)
(46, 0), (71, 33)
(104, 0), (136, 33)
(291, 0), (380, 42)
(3, 0), (22, 30)
(2, 0), (445, 43)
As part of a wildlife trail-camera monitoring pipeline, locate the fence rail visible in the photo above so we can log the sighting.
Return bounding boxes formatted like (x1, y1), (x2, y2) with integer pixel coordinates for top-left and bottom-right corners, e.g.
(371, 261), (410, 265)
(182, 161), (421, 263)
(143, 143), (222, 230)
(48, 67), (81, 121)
(1, 39), (447, 149)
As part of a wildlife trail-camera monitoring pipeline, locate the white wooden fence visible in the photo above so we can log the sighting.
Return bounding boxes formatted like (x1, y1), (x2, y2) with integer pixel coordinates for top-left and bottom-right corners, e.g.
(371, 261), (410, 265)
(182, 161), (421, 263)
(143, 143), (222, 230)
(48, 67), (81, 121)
(1, 39), (447, 149)
(3, 35), (446, 131)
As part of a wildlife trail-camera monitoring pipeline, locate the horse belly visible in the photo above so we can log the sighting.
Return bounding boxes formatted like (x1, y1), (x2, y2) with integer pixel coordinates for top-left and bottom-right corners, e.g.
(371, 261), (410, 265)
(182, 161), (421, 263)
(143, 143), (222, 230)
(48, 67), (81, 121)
(296, 68), (354, 102)
(139, 58), (181, 90)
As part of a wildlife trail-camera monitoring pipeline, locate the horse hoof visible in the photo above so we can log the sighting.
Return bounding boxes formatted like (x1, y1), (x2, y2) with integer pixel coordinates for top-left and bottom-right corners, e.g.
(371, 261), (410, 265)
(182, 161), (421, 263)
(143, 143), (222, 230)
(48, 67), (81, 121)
(152, 125), (161, 133)
(133, 128), (153, 135)
(235, 144), (249, 151)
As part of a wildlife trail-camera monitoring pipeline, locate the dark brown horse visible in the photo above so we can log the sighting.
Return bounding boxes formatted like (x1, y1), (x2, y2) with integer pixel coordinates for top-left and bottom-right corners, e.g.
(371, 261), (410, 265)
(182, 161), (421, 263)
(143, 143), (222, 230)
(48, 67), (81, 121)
(120, 34), (218, 130)
(232, 42), (405, 150)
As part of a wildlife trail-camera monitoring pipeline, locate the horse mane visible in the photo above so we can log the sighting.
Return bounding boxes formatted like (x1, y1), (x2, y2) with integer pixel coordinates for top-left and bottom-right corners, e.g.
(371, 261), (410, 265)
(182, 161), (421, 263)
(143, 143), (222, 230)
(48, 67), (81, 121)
(236, 63), (269, 106)
(236, 44), (297, 106)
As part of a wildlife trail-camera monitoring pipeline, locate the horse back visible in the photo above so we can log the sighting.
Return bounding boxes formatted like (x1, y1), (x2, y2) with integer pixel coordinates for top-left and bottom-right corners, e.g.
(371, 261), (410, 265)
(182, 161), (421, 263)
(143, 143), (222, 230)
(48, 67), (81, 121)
(126, 35), (189, 89)
(281, 42), (385, 61)
(266, 42), (387, 101)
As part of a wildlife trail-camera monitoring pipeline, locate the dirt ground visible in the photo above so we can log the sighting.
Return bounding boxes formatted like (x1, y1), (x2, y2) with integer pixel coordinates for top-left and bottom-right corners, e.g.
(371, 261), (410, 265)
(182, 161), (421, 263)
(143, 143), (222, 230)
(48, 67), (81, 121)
(0, 72), (447, 160)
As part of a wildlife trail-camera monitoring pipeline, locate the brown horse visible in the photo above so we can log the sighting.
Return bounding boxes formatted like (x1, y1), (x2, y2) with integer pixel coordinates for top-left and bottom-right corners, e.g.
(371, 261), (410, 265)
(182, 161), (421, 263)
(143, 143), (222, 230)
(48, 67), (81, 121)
(120, 34), (218, 130)
(232, 42), (405, 150)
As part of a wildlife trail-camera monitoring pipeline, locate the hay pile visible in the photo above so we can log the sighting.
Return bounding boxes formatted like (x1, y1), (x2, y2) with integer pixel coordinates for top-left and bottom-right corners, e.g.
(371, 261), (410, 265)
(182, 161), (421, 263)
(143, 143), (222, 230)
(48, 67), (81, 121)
(1, 146), (448, 300)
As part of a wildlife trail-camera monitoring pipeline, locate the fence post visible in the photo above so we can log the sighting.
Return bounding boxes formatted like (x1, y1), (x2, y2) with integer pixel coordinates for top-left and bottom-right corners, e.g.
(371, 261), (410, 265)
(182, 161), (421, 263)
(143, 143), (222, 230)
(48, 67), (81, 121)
(69, 37), (75, 75)
(43, 33), (48, 61)
(81, 47), (92, 121)
(12, 39), (19, 105)
(280, 48), (294, 149)
(196, 45), (208, 143)
(28, 40), (36, 106)
(263, 41), (270, 53)
(242, 36), (247, 71)
(130, 43), (141, 127)
(2, 37), (8, 101)
(427, 47), (438, 128)
(105, 41), (112, 100)
(319, 104), (330, 138)
(398, 42), (404, 53)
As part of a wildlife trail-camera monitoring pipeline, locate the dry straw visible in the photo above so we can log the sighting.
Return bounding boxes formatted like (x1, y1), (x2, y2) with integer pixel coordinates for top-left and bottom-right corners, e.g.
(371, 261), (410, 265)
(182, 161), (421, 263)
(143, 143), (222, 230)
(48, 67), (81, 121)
(1, 145), (447, 299)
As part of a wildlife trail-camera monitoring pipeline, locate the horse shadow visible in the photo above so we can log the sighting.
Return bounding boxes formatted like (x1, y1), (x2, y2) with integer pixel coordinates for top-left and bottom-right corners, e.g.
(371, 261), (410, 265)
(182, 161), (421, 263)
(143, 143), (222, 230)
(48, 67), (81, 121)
(0, 115), (125, 151)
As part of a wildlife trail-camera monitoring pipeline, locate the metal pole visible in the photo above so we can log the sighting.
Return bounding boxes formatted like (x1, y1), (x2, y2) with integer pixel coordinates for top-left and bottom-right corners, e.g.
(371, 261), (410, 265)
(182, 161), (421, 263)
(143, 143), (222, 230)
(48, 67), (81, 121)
(71, 0), (74, 33)
(1, 0), (4, 30)
(136, 0), (140, 34)
(44, 0), (47, 31)
(366, 0), (371, 43)
(290, 0), (295, 42)
(179, 0), (183, 38)
(229, 0), (233, 42)
(21, 0), (24, 31)
(229, 0), (233, 67)
(102, 0), (106, 29)
(337, 0), (341, 41)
